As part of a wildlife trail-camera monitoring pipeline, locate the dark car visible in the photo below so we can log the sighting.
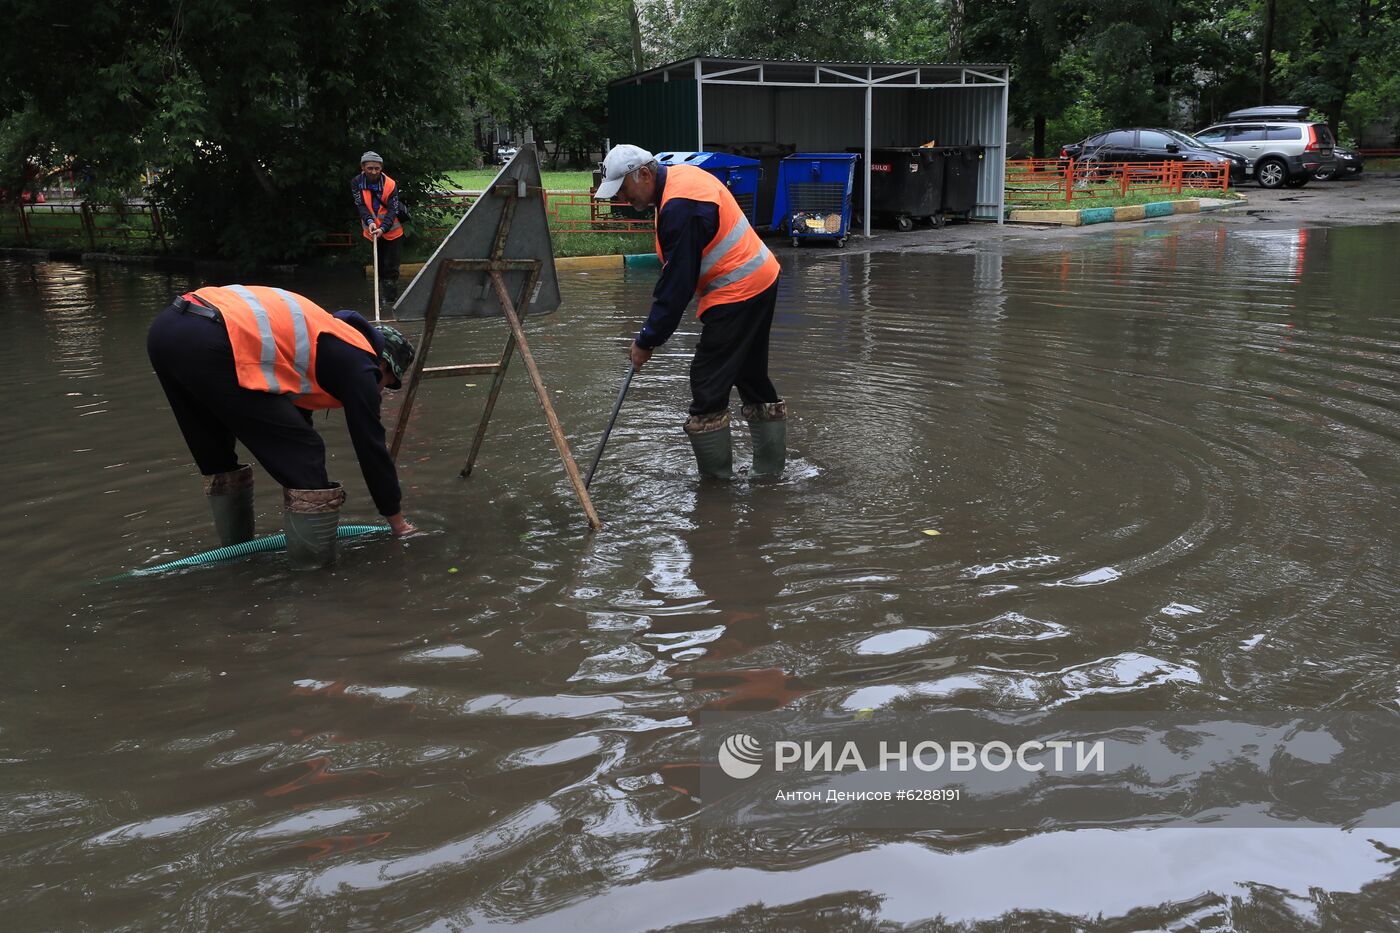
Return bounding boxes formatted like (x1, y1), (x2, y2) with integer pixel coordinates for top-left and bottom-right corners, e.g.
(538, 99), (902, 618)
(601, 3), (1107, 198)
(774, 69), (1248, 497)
(1061, 128), (1248, 183)
(1315, 145), (1364, 180)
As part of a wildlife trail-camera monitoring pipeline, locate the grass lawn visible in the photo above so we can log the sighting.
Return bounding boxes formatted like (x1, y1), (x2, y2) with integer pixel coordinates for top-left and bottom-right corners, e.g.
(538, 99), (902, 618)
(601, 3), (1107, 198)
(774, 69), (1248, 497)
(400, 227), (653, 261)
(1367, 158), (1400, 172)
(0, 171), (654, 259)
(1007, 186), (1246, 211)
(417, 169), (652, 258)
(444, 169), (595, 191)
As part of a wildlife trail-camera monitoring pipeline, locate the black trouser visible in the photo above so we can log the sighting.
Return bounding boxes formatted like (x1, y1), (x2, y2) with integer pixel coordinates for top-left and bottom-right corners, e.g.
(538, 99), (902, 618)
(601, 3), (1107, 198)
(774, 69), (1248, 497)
(689, 280), (781, 416)
(375, 234), (401, 284)
(146, 302), (331, 491)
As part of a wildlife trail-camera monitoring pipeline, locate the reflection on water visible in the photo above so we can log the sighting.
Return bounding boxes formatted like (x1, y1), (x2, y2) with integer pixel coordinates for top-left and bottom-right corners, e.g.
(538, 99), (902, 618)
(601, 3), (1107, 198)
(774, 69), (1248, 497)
(4, 224), (1400, 929)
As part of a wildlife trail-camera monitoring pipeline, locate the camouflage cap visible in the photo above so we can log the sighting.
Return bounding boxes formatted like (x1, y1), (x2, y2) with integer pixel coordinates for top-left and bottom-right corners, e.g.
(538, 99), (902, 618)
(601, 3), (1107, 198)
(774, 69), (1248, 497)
(373, 324), (414, 389)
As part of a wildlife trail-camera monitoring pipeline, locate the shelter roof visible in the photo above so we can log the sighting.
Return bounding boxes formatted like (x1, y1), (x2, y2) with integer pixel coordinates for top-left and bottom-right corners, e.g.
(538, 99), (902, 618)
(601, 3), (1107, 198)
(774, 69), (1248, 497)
(611, 56), (1011, 88)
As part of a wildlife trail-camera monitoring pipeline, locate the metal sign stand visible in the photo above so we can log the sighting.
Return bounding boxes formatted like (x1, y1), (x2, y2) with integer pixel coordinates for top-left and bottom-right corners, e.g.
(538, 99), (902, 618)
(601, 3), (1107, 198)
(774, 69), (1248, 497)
(386, 173), (601, 531)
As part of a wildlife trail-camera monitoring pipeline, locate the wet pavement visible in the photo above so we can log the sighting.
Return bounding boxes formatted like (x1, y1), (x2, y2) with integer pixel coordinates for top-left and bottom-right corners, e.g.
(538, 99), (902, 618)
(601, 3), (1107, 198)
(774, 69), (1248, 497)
(4, 220), (1400, 929)
(843, 172), (1400, 255)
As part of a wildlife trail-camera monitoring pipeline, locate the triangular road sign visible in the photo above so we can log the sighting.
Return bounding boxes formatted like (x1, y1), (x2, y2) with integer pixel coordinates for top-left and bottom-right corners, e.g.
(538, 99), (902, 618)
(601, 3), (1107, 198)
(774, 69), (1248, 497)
(393, 145), (561, 320)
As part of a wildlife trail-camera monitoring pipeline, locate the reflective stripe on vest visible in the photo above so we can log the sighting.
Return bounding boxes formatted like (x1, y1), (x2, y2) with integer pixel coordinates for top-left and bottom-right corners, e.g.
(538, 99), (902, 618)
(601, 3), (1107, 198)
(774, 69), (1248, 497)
(655, 164), (779, 315)
(361, 173), (403, 240)
(188, 285), (376, 410)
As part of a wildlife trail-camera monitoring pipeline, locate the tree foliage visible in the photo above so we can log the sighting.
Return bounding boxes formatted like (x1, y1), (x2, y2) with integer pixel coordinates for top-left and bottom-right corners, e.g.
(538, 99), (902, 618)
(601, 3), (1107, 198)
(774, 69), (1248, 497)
(491, 0), (634, 167)
(637, 0), (1400, 155)
(2, 0), (1396, 263)
(0, 0), (560, 264)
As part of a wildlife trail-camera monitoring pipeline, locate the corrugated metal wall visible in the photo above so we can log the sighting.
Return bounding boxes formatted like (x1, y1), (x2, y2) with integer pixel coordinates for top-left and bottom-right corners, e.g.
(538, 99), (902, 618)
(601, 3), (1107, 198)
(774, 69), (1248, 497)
(771, 89), (868, 150)
(608, 81), (699, 152)
(901, 88), (1007, 220)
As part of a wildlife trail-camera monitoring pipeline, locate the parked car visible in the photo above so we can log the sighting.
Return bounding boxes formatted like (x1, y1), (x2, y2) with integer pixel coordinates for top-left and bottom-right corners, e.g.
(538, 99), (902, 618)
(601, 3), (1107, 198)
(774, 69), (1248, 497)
(1060, 128), (1248, 183)
(1193, 106), (1337, 188)
(495, 143), (519, 165)
(1315, 145), (1364, 180)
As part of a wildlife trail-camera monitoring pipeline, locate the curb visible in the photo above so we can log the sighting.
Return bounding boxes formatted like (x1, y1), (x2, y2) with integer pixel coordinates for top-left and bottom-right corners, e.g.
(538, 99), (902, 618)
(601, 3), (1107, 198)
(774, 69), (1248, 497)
(364, 253), (657, 277)
(1007, 197), (1245, 227)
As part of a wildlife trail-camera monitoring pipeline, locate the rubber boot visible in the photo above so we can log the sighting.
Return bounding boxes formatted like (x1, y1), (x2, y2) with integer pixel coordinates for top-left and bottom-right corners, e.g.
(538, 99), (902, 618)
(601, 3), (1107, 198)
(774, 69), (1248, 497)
(283, 484), (346, 570)
(203, 464), (255, 546)
(742, 400), (788, 477)
(684, 411), (734, 480)
(380, 278), (399, 306)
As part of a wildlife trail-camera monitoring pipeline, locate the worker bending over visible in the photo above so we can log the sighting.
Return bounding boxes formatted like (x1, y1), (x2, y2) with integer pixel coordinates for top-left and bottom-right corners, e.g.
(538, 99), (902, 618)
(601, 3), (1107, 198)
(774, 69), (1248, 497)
(147, 285), (417, 568)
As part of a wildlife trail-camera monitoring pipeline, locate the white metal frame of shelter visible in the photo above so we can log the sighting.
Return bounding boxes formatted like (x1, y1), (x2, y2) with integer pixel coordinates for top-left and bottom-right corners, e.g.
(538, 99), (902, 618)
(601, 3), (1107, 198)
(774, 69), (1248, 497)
(611, 57), (1011, 237)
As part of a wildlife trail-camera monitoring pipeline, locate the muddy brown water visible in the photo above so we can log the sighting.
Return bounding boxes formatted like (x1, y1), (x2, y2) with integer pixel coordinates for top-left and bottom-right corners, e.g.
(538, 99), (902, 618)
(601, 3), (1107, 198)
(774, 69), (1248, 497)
(4, 223), (1400, 929)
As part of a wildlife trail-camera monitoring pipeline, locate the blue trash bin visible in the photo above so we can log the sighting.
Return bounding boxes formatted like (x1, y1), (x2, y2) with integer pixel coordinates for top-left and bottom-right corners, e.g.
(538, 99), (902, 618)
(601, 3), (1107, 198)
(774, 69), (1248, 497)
(771, 153), (857, 247)
(656, 151), (762, 225)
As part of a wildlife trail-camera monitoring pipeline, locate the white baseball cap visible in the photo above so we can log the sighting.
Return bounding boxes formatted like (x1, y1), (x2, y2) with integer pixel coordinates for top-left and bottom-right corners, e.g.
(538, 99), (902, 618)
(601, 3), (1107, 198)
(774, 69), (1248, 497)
(594, 144), (655, 199)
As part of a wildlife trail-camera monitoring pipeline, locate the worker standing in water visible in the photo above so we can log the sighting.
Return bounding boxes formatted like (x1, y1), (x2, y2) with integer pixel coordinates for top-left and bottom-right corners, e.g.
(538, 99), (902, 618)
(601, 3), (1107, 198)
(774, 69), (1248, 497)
(352, 151), (405, 305)
(592, 144), (787, 480)
(146, 285), (418, 569)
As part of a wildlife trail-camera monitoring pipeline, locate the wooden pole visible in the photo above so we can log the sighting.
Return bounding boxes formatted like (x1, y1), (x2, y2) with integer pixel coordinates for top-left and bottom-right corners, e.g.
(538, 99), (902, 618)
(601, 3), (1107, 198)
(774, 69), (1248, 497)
(461, 327), (517, 477)
(460, 261), (537, 478)
(488, 269), (600, 530)
(462, 191), (525, 478)
(388, 259), (452, 461)
(372, 234), (381, 323)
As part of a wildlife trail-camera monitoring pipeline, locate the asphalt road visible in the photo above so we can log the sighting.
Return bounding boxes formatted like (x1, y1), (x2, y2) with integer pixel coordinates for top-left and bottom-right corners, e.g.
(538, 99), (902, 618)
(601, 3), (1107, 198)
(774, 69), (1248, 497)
(839, 172), (1400, 257)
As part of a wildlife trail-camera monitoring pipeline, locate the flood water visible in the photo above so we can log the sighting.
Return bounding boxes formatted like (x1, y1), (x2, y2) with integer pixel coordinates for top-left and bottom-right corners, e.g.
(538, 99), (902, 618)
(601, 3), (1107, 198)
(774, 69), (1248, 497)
(5, 222), (1400, 929)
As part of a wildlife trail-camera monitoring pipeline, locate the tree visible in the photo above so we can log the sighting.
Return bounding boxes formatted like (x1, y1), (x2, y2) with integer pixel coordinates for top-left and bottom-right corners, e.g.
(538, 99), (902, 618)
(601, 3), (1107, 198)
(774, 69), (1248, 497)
(643, 0), (910, 62)
(1260, 0), (1277, 103)
(1273, 0), (1397, 137)
(493, 0), (634, 167)
(0, 0), (561, 265)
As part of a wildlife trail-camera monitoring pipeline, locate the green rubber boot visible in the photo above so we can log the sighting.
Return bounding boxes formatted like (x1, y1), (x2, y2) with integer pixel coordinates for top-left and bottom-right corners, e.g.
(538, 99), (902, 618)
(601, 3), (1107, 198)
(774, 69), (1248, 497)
(743, 400), (788, 476)
(203, 464), (255, 546)
(684, 411), (734, 480)
(283, 484), (346, 570)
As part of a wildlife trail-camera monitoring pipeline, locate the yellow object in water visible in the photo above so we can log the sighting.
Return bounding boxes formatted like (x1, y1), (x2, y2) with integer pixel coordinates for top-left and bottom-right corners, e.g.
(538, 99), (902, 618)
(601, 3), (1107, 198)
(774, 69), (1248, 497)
(922, 529), (941, 536)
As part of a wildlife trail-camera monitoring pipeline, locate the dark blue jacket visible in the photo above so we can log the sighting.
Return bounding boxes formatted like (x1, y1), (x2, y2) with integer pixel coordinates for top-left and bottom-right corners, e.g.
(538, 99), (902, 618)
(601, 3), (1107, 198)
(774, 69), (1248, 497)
(352, 172), (401, 230)
(636, 165), (721, 350)
(316, 310), (400, 516)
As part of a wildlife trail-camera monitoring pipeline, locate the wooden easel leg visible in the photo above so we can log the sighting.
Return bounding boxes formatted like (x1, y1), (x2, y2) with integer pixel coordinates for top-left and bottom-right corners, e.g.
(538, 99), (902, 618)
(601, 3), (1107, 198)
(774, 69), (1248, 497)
(489, 272), (601, 530)
(462, 259), (534, 478)
(389, 263), (450, 462)
(460, 331), (516, 478)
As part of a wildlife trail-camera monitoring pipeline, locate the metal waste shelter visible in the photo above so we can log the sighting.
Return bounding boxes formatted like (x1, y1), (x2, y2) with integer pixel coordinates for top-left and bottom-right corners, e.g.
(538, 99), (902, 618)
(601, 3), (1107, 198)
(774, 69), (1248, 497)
(608, 57), (1011, 236)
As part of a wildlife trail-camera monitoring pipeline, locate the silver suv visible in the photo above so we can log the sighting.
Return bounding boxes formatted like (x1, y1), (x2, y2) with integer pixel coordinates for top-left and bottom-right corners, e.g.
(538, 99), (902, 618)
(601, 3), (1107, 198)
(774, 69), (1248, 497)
(1194, 106), (1337, 189)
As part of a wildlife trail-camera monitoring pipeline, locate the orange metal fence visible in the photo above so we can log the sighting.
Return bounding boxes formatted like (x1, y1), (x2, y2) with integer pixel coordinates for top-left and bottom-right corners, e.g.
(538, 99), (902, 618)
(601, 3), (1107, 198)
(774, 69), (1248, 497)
(1005, 160), (1230, 204)
(1, 200), (167, 250)
(425, 189), (654, 235)
(316, 189), (654, 249)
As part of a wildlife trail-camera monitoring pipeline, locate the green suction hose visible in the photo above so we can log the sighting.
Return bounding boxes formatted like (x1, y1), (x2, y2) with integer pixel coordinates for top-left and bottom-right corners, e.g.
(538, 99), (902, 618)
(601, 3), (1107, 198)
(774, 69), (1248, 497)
(109, 524), (388, 580)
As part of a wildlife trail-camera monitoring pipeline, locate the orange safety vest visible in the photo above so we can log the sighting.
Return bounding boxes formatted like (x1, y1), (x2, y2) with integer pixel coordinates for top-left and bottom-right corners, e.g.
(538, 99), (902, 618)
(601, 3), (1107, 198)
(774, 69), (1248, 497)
(186, 285), (376, 410)
(361, 173), (404, 240)
(655, 164), (779, 316)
